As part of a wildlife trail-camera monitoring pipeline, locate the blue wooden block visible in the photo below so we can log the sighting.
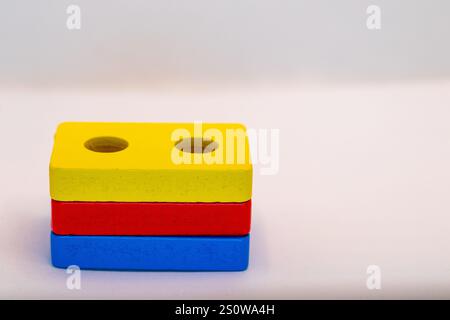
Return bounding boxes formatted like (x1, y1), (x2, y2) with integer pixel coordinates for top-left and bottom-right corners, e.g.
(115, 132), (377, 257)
(51, 233), (250, 271)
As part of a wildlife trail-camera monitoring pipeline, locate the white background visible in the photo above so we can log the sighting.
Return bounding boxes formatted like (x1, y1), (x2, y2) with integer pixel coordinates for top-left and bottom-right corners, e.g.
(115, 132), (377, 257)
(1, 1), (450, 299)
(1, 1), (450, 86)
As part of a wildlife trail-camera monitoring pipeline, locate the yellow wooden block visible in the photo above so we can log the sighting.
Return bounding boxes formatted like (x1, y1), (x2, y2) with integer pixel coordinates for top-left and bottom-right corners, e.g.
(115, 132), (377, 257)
(50, 122), (253, 202)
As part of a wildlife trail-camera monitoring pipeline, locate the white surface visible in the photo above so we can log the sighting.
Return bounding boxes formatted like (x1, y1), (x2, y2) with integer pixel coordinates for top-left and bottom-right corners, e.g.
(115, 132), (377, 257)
(1, 81), (450, 299)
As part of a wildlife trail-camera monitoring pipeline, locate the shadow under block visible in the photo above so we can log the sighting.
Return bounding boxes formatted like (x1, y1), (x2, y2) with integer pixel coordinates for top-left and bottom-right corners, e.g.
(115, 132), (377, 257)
(52, 200), (252, 236)
(49, 122), (252, 202)
(51, 233), (250, 271)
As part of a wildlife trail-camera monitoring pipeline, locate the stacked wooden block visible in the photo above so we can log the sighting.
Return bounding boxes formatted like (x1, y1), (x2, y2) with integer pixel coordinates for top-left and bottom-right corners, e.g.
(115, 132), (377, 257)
(50, 122), (253, 271)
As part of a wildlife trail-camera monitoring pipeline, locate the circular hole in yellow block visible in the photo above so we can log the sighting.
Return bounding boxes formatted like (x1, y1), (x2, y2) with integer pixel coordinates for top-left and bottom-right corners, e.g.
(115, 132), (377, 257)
(84, 136), (129, 153)
(175, 137), (218, 154)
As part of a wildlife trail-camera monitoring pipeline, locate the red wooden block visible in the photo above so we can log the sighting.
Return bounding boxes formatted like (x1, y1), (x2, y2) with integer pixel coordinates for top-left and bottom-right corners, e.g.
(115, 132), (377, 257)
(52, 200), (251, 236)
